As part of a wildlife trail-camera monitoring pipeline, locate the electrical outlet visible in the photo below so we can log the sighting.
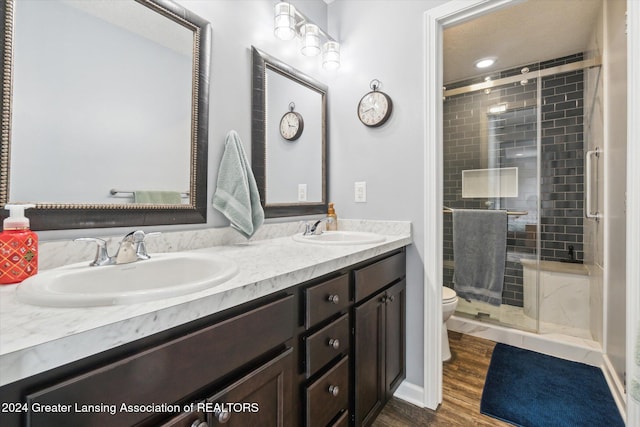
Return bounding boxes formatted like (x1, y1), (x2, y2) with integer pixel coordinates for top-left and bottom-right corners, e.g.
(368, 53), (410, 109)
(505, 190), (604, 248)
(354, 181), (367, 203)
(298, 184), (307, 202)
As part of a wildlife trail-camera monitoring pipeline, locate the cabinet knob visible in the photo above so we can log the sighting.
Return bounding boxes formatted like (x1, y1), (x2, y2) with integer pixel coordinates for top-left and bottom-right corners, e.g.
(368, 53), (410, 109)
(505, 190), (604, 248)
(388, 295), (395, 302)
(327, 294), (340, 304)
(215, 409), (231, 424)
(380, 296), (388, 303)
(191, 421), (208, 427)
(328, 338), (340, 350)
(328, 385), (340, 397)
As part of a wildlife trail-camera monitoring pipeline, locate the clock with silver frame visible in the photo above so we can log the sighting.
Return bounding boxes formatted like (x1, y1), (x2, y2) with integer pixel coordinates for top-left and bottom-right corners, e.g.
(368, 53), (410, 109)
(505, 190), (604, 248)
(357, 79), (393, 127)
(280, 102), (304, 141)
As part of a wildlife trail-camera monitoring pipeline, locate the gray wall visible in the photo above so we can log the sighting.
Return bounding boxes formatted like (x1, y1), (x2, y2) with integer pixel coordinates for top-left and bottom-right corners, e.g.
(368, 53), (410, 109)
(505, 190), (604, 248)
(326, 0), (448, 389)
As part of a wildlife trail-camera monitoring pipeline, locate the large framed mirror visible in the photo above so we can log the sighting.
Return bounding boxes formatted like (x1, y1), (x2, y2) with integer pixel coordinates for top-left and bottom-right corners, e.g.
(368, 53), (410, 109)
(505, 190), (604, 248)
(0, 0), (211, 230)
(251, 47), (327, 218)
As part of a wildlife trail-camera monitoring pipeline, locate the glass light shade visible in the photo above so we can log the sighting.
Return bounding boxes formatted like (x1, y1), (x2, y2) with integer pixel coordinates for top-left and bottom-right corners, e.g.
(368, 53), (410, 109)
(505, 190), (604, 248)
(322, 41), (340, 70)
(274, 2), (296, 41)
(300, 24), (321, 56)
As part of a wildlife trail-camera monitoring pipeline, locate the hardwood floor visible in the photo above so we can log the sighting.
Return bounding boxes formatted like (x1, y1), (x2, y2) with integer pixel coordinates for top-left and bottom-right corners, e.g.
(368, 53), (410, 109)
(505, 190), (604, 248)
(372, 331), (513, 426)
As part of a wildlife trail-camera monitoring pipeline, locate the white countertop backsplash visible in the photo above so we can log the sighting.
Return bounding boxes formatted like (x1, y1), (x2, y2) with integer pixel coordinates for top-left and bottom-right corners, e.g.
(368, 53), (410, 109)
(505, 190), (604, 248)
(0, 219), (411, 387)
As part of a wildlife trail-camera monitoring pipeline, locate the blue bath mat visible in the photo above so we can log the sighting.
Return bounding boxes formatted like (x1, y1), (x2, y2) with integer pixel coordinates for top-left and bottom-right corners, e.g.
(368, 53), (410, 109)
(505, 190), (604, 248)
(481, 343), (624, 427)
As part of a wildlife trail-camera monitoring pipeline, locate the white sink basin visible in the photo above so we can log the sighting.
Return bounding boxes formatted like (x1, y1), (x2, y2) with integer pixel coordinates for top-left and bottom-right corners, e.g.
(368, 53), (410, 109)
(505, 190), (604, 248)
(16, 252), (238, 307)
(292, 231), (386, 245)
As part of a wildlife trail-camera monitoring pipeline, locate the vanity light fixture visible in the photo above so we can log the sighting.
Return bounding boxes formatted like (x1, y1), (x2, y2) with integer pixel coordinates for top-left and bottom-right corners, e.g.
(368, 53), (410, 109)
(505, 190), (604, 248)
(274, 2), (297, 40)
(273, 2), (341, 70)
(301, 24), (321, 56)
(323, 41), (340, 71)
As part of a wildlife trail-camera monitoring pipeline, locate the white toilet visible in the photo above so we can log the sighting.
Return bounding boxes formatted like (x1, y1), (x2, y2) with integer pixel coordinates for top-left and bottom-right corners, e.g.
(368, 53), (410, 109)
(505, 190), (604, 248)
(442, 286), (459, 362)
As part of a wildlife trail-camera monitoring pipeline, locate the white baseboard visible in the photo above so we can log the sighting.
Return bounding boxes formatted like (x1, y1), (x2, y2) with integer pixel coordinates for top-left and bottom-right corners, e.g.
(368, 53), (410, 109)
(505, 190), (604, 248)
(601, 354), (627, 422)
(393, 380), (427, 408)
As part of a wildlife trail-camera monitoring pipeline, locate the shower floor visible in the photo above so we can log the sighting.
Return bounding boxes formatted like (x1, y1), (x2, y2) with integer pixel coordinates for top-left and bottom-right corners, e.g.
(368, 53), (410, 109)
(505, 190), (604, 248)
(455, 298), (593, 340)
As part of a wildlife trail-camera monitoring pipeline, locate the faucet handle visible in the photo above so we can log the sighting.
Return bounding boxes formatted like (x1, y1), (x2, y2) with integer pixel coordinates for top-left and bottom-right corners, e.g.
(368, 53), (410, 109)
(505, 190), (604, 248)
(300, 221), (313, 236)
(74, 237), (112, 266)
(126, 231), (161, 260)
(124, 230), (161, 242)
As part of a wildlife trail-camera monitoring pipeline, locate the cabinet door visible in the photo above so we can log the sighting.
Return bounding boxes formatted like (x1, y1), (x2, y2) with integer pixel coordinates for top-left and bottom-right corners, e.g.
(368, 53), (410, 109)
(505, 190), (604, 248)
(207, 348), (293, 426)
(353, 294), (385, 427)
(384, 280), (406, 398)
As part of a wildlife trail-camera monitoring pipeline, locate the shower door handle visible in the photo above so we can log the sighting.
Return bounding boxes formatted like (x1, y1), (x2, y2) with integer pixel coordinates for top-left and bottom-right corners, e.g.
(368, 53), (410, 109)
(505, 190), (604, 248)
(585, 147), (601, 221)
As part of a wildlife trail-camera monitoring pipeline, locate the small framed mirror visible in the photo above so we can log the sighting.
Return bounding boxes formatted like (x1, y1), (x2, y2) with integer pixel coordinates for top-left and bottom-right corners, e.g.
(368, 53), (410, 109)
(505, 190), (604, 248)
(0, 0), (211, 230)
(251, 47), (328, 218)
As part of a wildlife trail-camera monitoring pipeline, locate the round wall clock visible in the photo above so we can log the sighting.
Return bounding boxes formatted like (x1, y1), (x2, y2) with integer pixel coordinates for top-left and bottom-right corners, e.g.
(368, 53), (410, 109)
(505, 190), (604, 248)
(280, 102), (304, 141)
(357, 79), (393, 127)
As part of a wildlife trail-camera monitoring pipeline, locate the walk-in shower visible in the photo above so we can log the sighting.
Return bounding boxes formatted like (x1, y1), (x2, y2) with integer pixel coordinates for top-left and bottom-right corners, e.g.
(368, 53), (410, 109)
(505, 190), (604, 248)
(442, 53), (602, 343)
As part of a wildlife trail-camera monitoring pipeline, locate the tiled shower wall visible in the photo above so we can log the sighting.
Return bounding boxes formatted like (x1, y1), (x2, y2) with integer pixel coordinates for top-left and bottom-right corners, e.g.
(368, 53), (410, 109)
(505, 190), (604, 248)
(443, 54), (585, 307)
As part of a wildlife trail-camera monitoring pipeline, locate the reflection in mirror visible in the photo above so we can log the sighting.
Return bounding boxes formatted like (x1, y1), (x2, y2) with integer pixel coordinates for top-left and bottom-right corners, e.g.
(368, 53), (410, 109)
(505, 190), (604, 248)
(0, 0), (211, 229)
(251, 47), (327, 218)
(266, 69), (323, 204)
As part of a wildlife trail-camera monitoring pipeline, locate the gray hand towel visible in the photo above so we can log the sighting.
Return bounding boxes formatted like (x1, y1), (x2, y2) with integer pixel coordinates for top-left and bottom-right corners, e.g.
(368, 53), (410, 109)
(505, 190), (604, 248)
(212, 131), (264, 239)
(452, 209), (507, 306)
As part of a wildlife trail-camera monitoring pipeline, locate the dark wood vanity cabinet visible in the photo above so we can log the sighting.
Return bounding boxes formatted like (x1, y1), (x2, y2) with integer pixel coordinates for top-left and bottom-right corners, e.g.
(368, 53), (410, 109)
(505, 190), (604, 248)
(0, 248), (407, 427)
(353, 253), (407, 427)
(1, 295), (295, 427)
(300, 249), (406, 427)
(301, 273), (351, 426)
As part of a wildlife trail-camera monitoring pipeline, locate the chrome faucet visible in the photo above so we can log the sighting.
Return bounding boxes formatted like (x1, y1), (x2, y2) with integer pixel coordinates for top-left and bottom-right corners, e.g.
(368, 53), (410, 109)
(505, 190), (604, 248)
(302, 218), (334, 236)
(75, 230), (160, 266)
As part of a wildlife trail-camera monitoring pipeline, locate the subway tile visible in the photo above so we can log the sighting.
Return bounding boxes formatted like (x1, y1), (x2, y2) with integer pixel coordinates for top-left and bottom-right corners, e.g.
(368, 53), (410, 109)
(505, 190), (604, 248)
(555, 83), (577, 94)
(565, 107), (584, 117)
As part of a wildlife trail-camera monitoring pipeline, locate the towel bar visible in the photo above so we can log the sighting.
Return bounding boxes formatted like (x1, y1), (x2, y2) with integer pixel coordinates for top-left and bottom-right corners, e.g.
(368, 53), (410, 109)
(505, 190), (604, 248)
(442, 208), (528, 216)
(110, 189), (189, 197)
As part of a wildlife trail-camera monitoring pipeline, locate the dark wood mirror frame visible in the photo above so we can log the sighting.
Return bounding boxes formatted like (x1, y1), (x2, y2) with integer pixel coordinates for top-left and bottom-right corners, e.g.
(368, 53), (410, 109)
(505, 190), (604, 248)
(0, 0), (211, 230)
(251, 47), (328, 218)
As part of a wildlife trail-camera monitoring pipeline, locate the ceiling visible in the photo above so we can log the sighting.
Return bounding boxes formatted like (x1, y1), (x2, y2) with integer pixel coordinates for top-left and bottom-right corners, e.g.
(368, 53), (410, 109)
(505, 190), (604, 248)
(443, 0), (603, 84)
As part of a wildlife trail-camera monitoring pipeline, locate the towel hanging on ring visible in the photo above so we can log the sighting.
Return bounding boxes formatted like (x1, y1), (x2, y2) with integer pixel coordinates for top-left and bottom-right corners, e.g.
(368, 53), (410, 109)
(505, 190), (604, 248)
(212, 130), (264, 239)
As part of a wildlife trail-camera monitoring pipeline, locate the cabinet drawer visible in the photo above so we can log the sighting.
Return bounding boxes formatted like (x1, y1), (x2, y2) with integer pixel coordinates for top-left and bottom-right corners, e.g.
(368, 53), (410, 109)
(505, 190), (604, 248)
(207, 348), (293, 426)
(304, 274), (350, 328)
(25, 295), (294, 427)
(306, 356), (349, 427)
(305, 314), (349, 377)
(353, 251), (405, 302)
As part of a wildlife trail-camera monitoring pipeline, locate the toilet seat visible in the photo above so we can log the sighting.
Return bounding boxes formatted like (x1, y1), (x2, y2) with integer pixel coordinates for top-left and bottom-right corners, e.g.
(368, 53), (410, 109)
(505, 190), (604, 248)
(443, 287), (457, 303)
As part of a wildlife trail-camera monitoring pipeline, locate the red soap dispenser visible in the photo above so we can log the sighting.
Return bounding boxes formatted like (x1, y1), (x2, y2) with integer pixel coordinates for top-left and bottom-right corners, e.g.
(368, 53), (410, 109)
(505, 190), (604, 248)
(0, 204), (38, 285)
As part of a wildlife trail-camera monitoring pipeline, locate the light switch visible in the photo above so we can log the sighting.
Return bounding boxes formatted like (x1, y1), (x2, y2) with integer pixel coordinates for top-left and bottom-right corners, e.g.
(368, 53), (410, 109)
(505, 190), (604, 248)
(298, 184), (307, 202)
(355, 181), (367, 203)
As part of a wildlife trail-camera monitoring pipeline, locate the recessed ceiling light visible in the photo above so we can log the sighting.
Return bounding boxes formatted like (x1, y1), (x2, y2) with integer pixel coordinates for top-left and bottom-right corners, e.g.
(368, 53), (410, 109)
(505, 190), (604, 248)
(475, 58), (496, 69)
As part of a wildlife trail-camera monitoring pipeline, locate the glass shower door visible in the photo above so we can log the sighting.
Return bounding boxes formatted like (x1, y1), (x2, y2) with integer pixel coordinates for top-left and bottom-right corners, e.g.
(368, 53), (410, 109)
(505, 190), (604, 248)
(442, 74), (540, 333)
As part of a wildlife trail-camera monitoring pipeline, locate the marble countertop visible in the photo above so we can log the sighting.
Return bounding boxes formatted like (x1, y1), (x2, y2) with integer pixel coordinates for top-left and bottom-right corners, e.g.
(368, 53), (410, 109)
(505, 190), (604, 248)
(0, 220), (411, 387)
